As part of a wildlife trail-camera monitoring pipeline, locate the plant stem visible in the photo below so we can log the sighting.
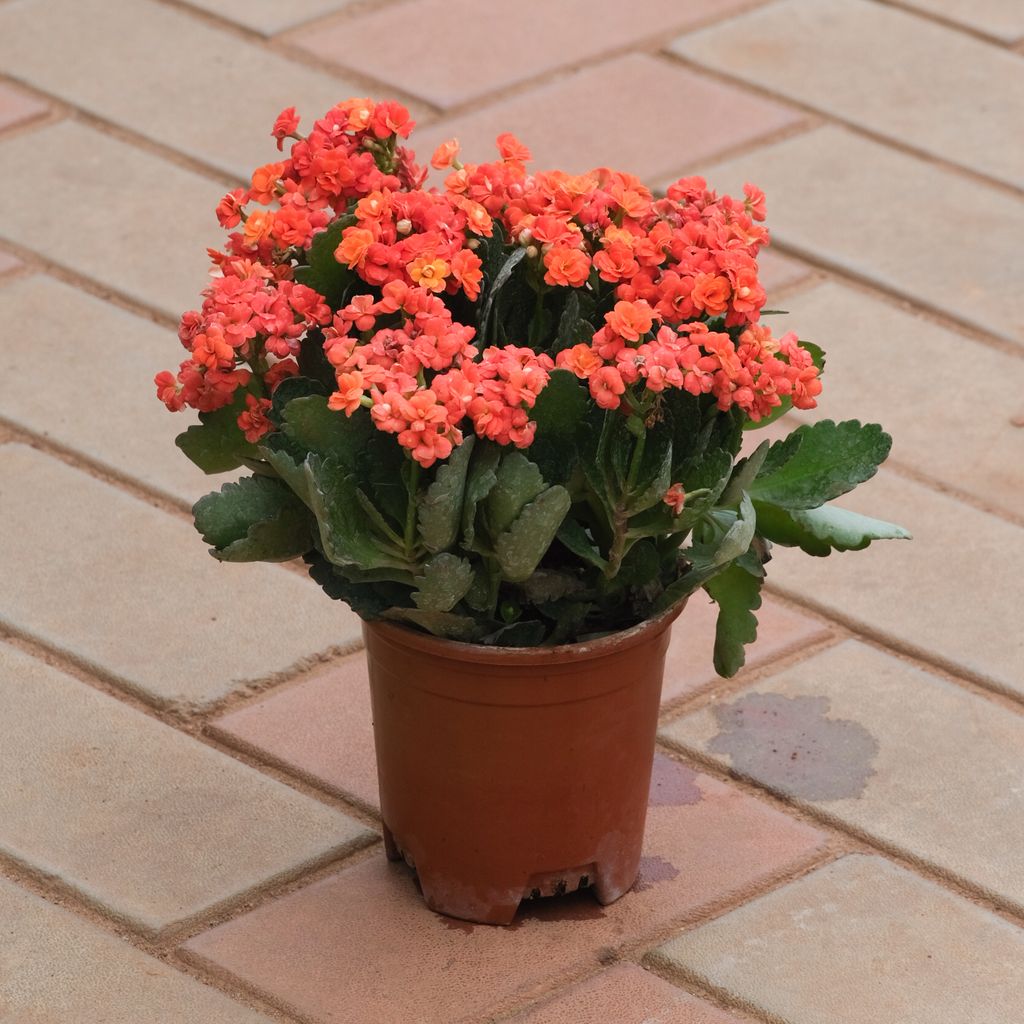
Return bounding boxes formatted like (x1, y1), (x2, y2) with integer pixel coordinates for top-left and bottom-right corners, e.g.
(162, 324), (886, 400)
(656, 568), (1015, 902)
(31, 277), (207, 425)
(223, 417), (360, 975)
(403, 459), (420, 558)
(624, 426), (647, 496)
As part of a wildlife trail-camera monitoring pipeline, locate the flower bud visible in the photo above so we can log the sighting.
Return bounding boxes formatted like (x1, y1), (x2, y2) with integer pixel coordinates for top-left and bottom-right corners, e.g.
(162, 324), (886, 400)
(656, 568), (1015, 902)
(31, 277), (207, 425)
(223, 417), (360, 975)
(396, 218), (413, 235)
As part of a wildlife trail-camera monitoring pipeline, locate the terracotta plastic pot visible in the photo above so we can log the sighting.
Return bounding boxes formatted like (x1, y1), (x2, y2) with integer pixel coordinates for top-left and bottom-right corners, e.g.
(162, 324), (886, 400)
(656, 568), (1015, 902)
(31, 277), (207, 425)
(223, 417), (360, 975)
(362, 604), (683, 925)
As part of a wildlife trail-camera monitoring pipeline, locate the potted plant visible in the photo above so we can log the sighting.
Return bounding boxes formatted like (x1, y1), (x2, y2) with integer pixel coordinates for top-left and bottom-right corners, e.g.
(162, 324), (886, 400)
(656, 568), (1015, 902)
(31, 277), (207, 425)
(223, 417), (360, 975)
(157, 98), (908, 925)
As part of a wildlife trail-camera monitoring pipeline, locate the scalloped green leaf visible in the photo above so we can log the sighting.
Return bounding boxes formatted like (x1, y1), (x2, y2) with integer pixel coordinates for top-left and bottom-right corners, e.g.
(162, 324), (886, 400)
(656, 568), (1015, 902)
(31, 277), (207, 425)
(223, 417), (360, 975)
(495, 485), (572, 583)
(381, 607), (484, 641)
(412, 553), (475, 612)
(750, 419), (892, 510)
(704, 561), (763, 677)
(193, 475), (311, 562)
(175, 390), (258, 474)
(418, 436), (475, 553)
(282, 395), (372, 469)
(304, 455), (410, 571)
(486, 451), (547, 537)
(754, 501), (911, 556)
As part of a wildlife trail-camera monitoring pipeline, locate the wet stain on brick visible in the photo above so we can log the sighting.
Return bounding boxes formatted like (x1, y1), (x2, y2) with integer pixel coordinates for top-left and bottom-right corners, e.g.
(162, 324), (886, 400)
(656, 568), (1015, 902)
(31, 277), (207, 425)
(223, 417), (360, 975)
(709, 692), (878, 801)
(633, 855), (680, 892)
(648, 753), (702, 807)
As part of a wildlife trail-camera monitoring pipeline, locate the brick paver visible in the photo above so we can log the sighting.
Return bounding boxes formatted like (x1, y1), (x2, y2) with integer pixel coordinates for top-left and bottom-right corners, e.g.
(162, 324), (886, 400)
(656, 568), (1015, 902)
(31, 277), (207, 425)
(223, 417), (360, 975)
(0, 642), (370, 934)
(672, 0), (1024, 189)
(507, 963), (749, 1023)
(664, 595), (832, 705)
(703, 126), (1024, 346)
(0, 444), (360, 709)
(412, 54), (803, 185)
(0, 0), (369, 178)
(0, 878), (273, 1023)
(183, 758), (825, 1023)
(185, 0), (358, 35)
(773, 279), (1024, 518)
(663, 639), (1024, 911)
(211, 654), (379, 811)
(650, 855), (1024, 1023)
(0, 0), (1021, 1019)
(764, 469), (1024, 697)
(0, 121), (221, 319)
(0, 249), (21, 276)
(897, 0), (1024, 43)
(0, 81), (48, 132)
(0, 275), (228, 505)
(289, 0), (752, 109)
(754, 248), (814, 295)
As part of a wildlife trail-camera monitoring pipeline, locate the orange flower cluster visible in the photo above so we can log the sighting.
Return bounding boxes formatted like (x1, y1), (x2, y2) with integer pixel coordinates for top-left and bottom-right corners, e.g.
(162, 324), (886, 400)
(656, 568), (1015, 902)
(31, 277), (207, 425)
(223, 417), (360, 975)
(158, 97), (821, 467)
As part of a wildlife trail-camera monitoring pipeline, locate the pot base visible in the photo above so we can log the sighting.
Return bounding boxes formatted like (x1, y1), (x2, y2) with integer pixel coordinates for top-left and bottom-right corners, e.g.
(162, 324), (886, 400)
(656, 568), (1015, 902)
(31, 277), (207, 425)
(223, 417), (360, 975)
(382, 823), (638, 926)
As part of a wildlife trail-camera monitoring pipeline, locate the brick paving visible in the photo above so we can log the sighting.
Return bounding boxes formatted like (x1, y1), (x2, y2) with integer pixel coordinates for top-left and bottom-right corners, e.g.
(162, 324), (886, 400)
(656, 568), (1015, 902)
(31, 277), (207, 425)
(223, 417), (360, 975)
(0, 0), (1020, 1020)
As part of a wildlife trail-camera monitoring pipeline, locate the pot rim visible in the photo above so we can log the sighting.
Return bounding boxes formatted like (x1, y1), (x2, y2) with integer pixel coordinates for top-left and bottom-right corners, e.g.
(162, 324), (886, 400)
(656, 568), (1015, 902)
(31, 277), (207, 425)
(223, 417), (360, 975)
(364, 600), (686, 667)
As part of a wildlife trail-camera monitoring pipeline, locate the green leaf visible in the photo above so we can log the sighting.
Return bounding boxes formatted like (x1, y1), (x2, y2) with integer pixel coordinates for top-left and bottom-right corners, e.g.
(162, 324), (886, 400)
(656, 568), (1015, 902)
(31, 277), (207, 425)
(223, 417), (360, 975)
(664, 390), (702, 474)
(750, 420), (892, 510)
(485, 451), (546, 536)
(175, 391), (257, 474)
(258, 435), (313, 507)
(754, 501), (911, 556)
(653, 493), (757, 612)
(304, 455), (410, 571)
(519, 569), (585, 604)
(481, 246), (526, 338)
(293, 218), (354, 306)
(268, 376), (330, 425)
(412, 552), (475, 612)
(531, 368), (589, 438)
(282, 396), (372, 469)
(480, 620), (548, 647)
(556, 517), (608, 570)
(551, 290), (597, 355)
(720, 440), (770, 507)
(494, 485), (572, 583)
(704, 562), (763, 677)
(193, 475), (311, 562)
(381, 607), (483, 641)
(297, 328), (337, 391)
(418, 436), (475, 553)
(626, 420), (673, 514)
(462, 442), (501, 549)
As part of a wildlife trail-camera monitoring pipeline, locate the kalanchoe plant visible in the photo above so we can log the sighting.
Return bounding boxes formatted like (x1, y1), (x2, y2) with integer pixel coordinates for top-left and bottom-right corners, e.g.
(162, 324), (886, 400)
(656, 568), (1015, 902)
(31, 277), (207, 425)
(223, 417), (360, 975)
(157, 97), (909, 675)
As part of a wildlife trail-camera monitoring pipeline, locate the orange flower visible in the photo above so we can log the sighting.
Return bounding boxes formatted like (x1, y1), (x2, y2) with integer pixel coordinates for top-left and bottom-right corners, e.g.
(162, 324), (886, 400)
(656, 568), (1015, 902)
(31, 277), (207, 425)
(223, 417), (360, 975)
(543, 246), (590, 288)
(458, 198), (493, 236)
(343, 98), (375, 131)
(249, 161), (285, 205)
(431, 138), (461, 170)
(663, 483), (686, 515)
(408, 254), (450, 292)
(450, 249), (483, 300)
(555, 343), (603, 379)
(355, 190), (391, 222)
(496, 132), (532, 163)
(328, 370), (366, 416)
(690, 273), (731, 316)
(604, 300), (655, 342)
(237, 395), (272, 443)
(335, 227), (375, 269)
(242, 209), (274, 248)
